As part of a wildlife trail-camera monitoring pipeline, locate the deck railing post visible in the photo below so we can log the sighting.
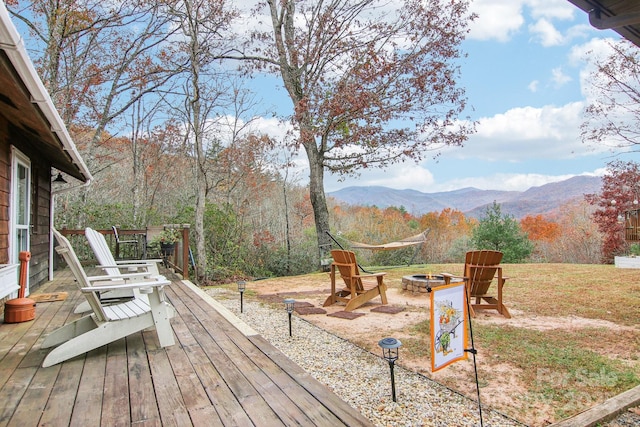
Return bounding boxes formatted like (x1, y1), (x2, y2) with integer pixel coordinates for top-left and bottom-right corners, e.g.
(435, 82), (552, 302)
(181, 224), (190, 280)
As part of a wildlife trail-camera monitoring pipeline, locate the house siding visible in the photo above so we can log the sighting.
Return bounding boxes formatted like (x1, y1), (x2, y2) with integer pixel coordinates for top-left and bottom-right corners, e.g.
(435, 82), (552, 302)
(0, 114), (53, 313)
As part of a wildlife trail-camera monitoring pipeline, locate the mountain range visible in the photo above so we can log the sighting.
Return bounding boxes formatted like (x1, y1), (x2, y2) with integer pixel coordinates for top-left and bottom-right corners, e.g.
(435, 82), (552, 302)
(327, 175), (602, 219)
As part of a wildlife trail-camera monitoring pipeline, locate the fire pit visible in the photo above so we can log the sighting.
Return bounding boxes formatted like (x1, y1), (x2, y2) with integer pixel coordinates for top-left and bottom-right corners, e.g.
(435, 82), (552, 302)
(401, 274), (463, 293)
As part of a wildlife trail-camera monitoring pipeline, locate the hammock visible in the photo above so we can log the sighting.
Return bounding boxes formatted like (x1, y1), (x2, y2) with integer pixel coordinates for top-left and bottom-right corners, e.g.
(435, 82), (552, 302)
(348, 230), (429, 251)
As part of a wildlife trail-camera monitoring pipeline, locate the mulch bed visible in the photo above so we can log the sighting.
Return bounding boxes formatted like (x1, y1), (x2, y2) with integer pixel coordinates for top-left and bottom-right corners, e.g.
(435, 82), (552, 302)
(370, 305), (406, 314)
(327, 311), (365, 320)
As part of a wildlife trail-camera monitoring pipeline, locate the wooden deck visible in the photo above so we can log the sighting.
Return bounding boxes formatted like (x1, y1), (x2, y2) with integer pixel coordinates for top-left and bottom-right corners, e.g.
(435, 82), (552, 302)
(0, 269), (373, 426)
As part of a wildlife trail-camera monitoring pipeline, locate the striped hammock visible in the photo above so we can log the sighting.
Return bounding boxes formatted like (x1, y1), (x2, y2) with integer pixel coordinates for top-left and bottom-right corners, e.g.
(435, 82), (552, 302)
(348, 230), (429, 251)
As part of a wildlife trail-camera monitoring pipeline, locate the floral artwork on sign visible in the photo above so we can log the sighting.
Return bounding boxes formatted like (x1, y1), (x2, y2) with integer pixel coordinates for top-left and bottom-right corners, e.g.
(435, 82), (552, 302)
(430, 282), (468, 372)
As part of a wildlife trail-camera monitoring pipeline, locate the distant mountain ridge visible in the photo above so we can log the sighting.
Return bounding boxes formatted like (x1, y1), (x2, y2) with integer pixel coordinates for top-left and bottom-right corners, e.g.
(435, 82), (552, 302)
(327, 175), (602, 219)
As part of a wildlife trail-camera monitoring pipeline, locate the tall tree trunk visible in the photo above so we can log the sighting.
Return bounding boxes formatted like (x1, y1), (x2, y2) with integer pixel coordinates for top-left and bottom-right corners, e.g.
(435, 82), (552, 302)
(190, 52), (207, 282)
(304, 139), (331, 267)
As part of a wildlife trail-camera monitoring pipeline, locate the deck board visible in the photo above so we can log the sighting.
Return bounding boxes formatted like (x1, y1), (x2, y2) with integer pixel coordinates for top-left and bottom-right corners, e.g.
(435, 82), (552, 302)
(0, 269), (373, 426)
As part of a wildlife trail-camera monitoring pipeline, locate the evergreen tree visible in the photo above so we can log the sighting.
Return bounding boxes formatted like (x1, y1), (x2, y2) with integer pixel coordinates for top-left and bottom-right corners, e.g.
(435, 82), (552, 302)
(471, 202), (533, 263)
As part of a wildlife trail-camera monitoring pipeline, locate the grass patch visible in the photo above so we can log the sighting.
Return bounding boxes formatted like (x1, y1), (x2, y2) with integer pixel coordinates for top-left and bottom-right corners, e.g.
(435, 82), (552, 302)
(400, 293), (640, 420)
(407, 321), (639, 419)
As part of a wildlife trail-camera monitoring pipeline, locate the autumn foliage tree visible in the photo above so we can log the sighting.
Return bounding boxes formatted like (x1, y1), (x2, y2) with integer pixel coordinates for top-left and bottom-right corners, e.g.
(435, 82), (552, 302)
(230, 0), (476, 264)
(586, 160), (640, 261)
(520, 214), (560, 261)
(419, 208), (475, 262)
(550, 201), (602, 264)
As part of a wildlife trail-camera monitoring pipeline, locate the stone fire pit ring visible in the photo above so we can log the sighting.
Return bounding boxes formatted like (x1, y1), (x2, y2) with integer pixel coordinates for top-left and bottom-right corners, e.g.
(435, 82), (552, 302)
(401, 274), (463, 293)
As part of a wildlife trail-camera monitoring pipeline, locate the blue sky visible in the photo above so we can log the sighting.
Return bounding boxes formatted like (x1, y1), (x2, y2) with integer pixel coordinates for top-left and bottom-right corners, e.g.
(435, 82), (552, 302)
(9, 1), (633, 194)
(253, 0), (637, 194)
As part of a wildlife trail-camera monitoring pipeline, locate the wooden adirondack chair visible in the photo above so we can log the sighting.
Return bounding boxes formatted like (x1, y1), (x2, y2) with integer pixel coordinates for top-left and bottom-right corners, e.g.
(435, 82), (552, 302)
(42, 229), (175, 367)
(323, 249), (388, 312)
(463, 250), (511, 318)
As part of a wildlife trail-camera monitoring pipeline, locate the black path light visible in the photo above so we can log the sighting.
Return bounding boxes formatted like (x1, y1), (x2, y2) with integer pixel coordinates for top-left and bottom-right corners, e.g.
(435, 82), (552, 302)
(237, 281), (246, 313)
(378, 337), (402, 402)
(284, 298), (295, 337)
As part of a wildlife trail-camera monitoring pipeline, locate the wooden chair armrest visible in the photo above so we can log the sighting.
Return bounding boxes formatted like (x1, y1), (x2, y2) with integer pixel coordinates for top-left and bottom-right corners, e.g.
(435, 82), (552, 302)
(440, 272), (464, 283)
(116, 259), (162, 265)
(97, 264), (161, 275)
(359, 272), (386, 278)
(81, 278), (169, 293)
(87, 271), (156, 282)
(496, 266), (508, 282)
(97, 264), (154, 270)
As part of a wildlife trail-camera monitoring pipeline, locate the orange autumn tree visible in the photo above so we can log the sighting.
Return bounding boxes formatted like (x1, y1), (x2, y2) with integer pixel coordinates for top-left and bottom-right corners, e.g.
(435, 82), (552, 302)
(520, 214), (560, 262)
(419, 208), (475, 262)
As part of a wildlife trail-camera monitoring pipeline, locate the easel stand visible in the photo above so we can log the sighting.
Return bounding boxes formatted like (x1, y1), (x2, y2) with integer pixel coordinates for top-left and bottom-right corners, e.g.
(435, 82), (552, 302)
(463, 284), (484, 426)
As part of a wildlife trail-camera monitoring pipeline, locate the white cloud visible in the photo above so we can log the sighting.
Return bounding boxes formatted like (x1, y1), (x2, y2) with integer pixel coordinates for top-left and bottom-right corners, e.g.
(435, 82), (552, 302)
(568, 37), (619, 100)
(446, 102), (607, 162)
(564, 24), (597, 43)
(528, 80), (539, 92)
(526, 0), (576, 21)
(551, 67), (572, 87)
(468, 0), (525, 42)
(529, 18), (564, 46)
(468, 0), (590, 45)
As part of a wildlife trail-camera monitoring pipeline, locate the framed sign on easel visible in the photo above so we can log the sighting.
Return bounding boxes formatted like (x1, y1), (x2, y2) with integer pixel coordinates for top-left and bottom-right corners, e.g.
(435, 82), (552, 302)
(430, 281), (468, 372)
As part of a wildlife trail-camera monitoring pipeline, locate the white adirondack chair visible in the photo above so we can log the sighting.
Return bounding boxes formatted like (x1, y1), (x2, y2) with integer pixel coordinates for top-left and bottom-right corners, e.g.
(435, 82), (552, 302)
(72, 227), (165, 314)
(85, 227), (163, 278)
(42, 229), (175, 368)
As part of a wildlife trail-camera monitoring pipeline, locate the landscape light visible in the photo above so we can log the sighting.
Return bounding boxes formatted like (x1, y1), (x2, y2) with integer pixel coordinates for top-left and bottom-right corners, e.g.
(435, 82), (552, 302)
(237, 281), (246, 313)
(378, 337), (402, 402)
(284, 298), (295, 337)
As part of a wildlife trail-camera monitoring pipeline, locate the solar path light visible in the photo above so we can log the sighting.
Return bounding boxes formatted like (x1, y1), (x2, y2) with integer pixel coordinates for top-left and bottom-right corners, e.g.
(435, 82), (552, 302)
(378, 337), (402, 402)
(284, 298), (295, 337)
(237, 281), (246, 313)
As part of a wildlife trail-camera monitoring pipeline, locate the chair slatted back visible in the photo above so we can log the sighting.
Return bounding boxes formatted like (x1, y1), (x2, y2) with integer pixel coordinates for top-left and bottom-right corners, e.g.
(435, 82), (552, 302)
(86, 228), (121, 278)
(330, 249), (364, 292)
(464, 250), (503, 297)
(53, 229), (107, 322)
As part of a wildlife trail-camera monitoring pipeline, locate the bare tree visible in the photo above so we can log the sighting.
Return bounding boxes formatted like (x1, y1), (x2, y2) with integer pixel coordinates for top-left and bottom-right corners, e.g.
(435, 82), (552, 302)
(581, 40), (640, 153)
(8, 1), (179, 160)
(164, 0), (237, 279)
(9, 0), (183, 229)
(227, 0), (476, 263)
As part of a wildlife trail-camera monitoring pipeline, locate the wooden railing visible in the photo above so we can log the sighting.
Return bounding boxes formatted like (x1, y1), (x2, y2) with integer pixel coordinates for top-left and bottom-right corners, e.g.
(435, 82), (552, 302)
(623, 209), (640, 243)
(57, 225), (191, 280)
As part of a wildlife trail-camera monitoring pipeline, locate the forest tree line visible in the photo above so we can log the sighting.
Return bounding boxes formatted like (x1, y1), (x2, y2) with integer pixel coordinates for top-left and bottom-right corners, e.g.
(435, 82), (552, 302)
(8, 1), (639, 282)
(54, 130), (609, 282)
